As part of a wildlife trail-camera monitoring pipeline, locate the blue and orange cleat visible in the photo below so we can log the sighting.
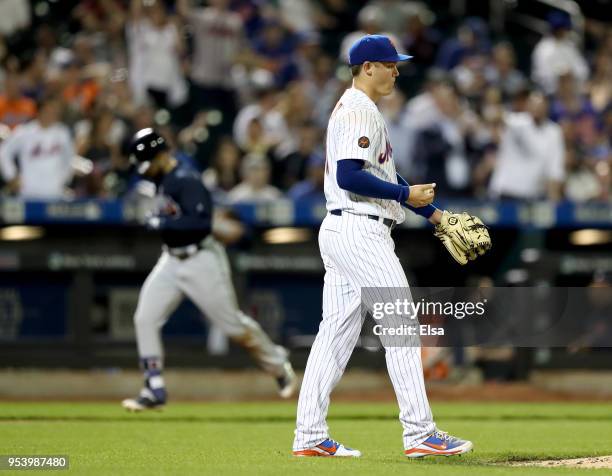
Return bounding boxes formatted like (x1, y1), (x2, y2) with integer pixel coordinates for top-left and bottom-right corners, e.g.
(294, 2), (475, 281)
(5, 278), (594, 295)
(293, 439), (361, 457)
(404, 429), (473, 458)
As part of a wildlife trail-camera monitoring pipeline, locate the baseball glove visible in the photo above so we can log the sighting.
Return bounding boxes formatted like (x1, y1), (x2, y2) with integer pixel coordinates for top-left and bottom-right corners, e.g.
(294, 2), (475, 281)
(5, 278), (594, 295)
(434, 211), (492, 265)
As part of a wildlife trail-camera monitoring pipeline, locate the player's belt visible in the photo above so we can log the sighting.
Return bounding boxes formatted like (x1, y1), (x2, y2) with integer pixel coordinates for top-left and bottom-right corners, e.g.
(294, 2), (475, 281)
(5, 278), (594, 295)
(330, 209), (396, 229)
(164, 236), (213, 260)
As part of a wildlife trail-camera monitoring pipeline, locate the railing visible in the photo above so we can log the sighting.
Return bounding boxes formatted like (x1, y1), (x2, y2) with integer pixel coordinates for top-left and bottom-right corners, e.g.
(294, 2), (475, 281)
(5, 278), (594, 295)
(1, 199), (611, 228)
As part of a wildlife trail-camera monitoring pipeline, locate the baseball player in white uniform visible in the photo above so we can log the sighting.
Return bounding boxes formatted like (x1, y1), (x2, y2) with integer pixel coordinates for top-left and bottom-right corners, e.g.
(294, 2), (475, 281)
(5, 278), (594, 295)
(292, 35), (473, 458)
(0, 96), (74, 199)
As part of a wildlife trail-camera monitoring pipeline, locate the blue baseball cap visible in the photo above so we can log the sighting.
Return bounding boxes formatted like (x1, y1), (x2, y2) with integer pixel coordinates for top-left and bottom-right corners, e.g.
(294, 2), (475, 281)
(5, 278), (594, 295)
(348, 34), (413, 66)
(547, 11), (572, 31)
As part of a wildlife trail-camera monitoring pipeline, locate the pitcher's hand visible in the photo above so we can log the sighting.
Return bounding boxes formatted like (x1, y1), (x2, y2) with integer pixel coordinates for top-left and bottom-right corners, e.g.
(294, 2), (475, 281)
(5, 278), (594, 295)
(407, 183), (436, 207)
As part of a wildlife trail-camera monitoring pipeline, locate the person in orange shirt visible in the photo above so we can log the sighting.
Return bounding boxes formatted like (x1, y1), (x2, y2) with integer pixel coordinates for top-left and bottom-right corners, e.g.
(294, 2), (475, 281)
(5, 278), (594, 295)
(0, 73), (37, 129)
(61, 60), (100, 115)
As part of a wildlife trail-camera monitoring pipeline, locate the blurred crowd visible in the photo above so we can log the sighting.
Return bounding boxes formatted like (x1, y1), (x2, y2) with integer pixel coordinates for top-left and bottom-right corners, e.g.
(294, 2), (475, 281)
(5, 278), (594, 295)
(0, 0), (610, 204)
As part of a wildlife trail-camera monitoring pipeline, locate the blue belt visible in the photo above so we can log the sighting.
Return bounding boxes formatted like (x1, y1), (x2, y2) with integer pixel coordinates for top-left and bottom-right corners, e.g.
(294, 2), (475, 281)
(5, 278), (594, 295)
(330, 209), (396, 229)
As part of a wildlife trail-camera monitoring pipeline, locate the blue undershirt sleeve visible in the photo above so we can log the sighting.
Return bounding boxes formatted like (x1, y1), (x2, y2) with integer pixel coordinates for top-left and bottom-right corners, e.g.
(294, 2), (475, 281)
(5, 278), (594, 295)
(336, 159), (407, 202)
(335, 159), (437, 220)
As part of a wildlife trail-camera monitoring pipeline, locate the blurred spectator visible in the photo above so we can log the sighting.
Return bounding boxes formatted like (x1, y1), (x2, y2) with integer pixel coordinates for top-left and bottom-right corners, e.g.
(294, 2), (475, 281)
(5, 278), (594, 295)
(549, 70), (608, 202)
(61, 60), (101, 121)
(102, 137), (138, 199)
(202, 136), (243, 203)
(70, 34), (110, 78)
(0, 96), (74, 199)
(38, 25), (74, 80)
(233, 86), (292, 157)
(35, 24), (59, 57)
(0, 72), (37, 129)
(550, 71), (601, 154)
(484, 42), (527, 100)
(91, 1), (130, 69)
(228, 153), (282, 203)
(587, 44), (612, 112)
(436, 17), (490, 71)
(176, 109), (226, 170)
(177, 0), (246, 131)
(400, 3), (440, 68)
(71, 1), (127, 67)
(292, 32), (323, 83)
(401, 70), (448, 128)
(242, 116), (275, 159)
(277, 81), (313, 160)
(314, 0), (362, 55)
(20, 52), (49, 103)
(126, 0), (188, 109)
(101, 68), (138, 120)
(250, 20), (299, 87)
(231, 0), (267, 41)
(74, 106), (127, 165)
(452, 53), (488, 106)
(0, 0), (30, 37)
(397, 70), (450, 179)
(509, 86), (531, 113)
(531, 11), (589, 95)
(278, 0), (317, 35)
(471, 87), (505, 196)
(364, 0), (416, 37)
(564, 147), (603, 202)
(411, 83), (474, 197)
(278, 121), (323, 188)
(339, 5), (404, 63)
(489, 92), (565, 201)
(303, 54), (344, 128)
(129, 104), (156, 132)
(279, 81), (315, 131)
(0, 0), (607, 204)
(288, 152), (326, 201)
(379, 90), (412, 177)
(604, 103), (612, 139)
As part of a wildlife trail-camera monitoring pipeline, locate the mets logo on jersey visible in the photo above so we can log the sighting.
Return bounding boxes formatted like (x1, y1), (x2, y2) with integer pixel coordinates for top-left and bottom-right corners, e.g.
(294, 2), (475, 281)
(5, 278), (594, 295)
(358, 136), (370, 148)
(378, 138), (392, 163)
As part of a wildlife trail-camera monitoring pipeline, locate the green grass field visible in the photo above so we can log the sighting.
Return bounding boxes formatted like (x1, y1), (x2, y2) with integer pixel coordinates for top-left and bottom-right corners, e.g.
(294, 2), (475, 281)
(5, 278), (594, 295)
(1, 401), (611, 475)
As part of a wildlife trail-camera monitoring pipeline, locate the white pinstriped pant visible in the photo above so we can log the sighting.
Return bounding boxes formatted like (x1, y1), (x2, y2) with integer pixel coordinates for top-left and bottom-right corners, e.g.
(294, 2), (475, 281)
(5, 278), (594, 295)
(293, 212), (435, 450)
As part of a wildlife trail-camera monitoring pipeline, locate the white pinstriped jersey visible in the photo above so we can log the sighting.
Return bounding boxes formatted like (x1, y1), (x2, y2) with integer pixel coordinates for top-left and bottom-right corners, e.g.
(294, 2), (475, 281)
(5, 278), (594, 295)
(324, 87), (405, 223)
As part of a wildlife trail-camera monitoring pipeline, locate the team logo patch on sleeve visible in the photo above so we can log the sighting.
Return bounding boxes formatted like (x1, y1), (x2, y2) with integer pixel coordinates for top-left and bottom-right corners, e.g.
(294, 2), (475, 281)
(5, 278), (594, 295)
(358, 136), (370, 148)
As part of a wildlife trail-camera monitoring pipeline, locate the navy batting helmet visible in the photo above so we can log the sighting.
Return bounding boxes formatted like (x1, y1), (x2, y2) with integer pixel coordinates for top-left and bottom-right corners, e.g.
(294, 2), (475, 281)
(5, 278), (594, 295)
(129, 128), (168, 174)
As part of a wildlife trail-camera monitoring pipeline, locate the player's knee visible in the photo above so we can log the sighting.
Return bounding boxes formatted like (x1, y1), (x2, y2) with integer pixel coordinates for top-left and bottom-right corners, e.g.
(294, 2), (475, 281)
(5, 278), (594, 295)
(133, 306), (159, 329)
(226, 313), (260, 343)
(237, 312), (264, 334)
(224, 323), (248, 340)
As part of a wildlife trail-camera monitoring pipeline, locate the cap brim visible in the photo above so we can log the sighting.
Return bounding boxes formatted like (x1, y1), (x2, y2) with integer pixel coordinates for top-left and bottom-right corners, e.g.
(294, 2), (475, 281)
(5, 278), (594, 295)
(350, 54), (414, 65)
(387, 54), (413, 62)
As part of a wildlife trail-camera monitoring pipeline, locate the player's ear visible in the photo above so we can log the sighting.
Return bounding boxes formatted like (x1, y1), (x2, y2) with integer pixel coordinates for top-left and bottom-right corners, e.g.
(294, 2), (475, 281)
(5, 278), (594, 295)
(363, 61), (373, 76)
